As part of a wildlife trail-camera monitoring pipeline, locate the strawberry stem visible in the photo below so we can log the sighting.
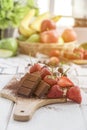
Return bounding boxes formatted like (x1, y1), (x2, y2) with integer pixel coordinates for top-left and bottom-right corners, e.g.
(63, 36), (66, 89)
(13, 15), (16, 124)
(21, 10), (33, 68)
(29, 53), (33, 65)
(61, 68), (70, 76)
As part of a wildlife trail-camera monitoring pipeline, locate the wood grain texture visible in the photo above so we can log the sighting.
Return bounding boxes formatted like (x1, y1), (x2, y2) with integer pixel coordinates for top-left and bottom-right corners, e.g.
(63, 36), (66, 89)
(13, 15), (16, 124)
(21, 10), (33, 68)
(13, 97), (66, 121)
(0, 77), (66, 121)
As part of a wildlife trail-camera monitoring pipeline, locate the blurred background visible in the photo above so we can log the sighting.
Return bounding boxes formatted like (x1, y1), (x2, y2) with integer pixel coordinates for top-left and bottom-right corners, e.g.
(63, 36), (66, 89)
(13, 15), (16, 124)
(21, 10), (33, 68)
(36, 0), (87, 27)
(18, 0), (87, 43)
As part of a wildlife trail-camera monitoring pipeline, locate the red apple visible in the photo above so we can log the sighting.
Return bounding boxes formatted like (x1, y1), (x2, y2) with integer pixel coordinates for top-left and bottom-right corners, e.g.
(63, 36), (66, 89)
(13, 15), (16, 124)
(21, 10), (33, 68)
(41, 19), (56, 32)
(40, 30), (59, 43)
(62, 28), (77, 42)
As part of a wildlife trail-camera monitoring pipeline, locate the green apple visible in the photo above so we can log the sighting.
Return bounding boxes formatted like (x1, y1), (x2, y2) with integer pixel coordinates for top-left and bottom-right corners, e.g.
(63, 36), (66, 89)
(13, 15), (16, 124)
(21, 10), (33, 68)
(0, 49), (14, 58)
(26, 33), (40, 43)
(18, 35), (27, 41)
(79, 42), (87, 50)
(0, 38), (18, 55)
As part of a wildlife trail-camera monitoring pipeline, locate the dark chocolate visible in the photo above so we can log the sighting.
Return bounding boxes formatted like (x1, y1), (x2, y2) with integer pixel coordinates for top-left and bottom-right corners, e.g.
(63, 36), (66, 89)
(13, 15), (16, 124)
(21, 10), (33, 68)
(18, 87), (31, 97)
(17, 72), (41, 97)
(34, 80), (51, 98)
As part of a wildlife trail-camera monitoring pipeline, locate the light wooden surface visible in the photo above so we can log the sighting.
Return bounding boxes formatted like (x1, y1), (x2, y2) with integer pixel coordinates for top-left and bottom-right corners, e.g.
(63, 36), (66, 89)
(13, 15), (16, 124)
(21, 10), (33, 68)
(0, 54), (87, 130)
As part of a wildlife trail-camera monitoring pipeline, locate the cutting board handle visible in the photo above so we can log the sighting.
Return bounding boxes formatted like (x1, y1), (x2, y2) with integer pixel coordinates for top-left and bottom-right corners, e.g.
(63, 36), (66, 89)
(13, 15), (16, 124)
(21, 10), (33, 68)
(13, 98), (66, 121)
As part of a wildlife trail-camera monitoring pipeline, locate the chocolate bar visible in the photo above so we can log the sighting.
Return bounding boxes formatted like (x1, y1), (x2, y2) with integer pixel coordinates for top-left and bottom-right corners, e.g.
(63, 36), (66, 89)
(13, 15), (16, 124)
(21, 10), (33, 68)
(17, 72), (41, 97)
(34, 80), (51, 98)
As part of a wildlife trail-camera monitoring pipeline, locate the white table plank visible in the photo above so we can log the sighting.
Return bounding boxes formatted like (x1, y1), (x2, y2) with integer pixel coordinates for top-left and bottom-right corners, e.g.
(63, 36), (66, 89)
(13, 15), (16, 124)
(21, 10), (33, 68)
(0, 98), (14, 130)
(0, 75), (14, 90)
(0, 75), (14, 130)
(2, 67), (17, 75)
(76, 67), (87, 76)
(77, 77), (87, 89)
(80, 106), (87, 130)
(7, 103), (86, 130)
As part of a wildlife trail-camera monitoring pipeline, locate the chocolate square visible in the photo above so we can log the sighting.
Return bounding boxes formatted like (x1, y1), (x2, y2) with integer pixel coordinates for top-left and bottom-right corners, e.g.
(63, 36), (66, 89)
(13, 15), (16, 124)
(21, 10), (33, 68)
(34, 80), (51, 98)
(17, 72), (41, 97)
(18, 87), (31, 97)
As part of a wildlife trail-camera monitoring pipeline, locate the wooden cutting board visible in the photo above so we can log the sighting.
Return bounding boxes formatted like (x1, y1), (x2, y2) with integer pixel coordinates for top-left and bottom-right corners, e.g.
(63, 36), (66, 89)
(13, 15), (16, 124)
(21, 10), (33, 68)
(0, 77), (66, 122)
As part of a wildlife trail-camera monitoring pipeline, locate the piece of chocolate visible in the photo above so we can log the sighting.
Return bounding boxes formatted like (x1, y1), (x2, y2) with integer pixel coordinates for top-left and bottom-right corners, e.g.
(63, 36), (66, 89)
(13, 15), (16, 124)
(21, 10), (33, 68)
(17, 72), (41, 97)
(18, 87), (31, 97)
(34, 80), (51, 98)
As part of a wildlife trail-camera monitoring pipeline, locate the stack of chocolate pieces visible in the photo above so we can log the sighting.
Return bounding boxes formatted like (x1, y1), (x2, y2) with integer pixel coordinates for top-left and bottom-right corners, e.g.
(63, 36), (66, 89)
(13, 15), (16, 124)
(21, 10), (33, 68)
(17, 72), (51, 98)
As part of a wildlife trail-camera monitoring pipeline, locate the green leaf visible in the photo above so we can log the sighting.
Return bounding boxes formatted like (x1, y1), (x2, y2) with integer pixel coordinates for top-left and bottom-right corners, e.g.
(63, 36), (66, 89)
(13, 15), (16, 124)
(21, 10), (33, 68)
(0, 0), (39, 30)
(27, 0), (36, 7)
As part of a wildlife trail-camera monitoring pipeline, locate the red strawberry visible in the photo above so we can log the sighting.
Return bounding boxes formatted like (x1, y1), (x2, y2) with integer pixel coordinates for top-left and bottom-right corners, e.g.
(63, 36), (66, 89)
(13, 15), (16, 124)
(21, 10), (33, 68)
(58, 76), (74, 88)
(43, 75), (57, 86)
(40, 67), (52, 79)
(29, 63), (42, 73)
(47, 85), (63, 98)
(66, 86), (82, 104)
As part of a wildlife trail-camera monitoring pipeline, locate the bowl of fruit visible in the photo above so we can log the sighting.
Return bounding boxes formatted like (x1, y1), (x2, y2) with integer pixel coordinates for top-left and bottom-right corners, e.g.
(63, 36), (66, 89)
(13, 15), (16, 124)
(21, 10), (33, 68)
(18, 10), (77, 56)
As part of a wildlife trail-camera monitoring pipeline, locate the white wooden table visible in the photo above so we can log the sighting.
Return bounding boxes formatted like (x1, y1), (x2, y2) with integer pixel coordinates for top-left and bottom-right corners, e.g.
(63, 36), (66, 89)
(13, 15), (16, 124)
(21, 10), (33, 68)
(0, 54), (87, 130)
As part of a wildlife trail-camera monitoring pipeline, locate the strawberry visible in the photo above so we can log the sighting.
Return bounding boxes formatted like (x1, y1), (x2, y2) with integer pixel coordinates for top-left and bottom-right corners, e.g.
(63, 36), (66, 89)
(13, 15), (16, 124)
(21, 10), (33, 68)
(40, 67), (52, 79)
(66, 86), (82, 104)
(47, 85), (63, 98)
(58, 76), (74, 88)
(29, 63), (42, 73)
(43, 75), (57, 86)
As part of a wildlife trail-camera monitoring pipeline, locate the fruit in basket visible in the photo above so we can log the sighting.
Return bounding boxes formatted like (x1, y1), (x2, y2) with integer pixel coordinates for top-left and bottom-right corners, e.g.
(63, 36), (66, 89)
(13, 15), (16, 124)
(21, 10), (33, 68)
(41, 19), (56, 32)
(19, 9), (36, 37)
(58, 36), (64, 45)
(66, 86), (82, 104)
(26, 33), (40, 43)
(51, 15), (62, 22)
(30, 12), (50, 32)
(83, 50), (87, 59)
(61, 28), (77, 42)
(79, 42), (87, 50)
(17, 35), (28, 41)
(49, 50), (60, 57)
(19, 25), (36, 37)
(39, 18), (61, 43)
(40, 29), (59, 43)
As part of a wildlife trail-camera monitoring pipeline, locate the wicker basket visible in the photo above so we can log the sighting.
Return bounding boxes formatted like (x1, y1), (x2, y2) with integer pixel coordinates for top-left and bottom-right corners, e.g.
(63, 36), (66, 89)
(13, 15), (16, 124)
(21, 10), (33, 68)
(18, 41), (77, 56)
